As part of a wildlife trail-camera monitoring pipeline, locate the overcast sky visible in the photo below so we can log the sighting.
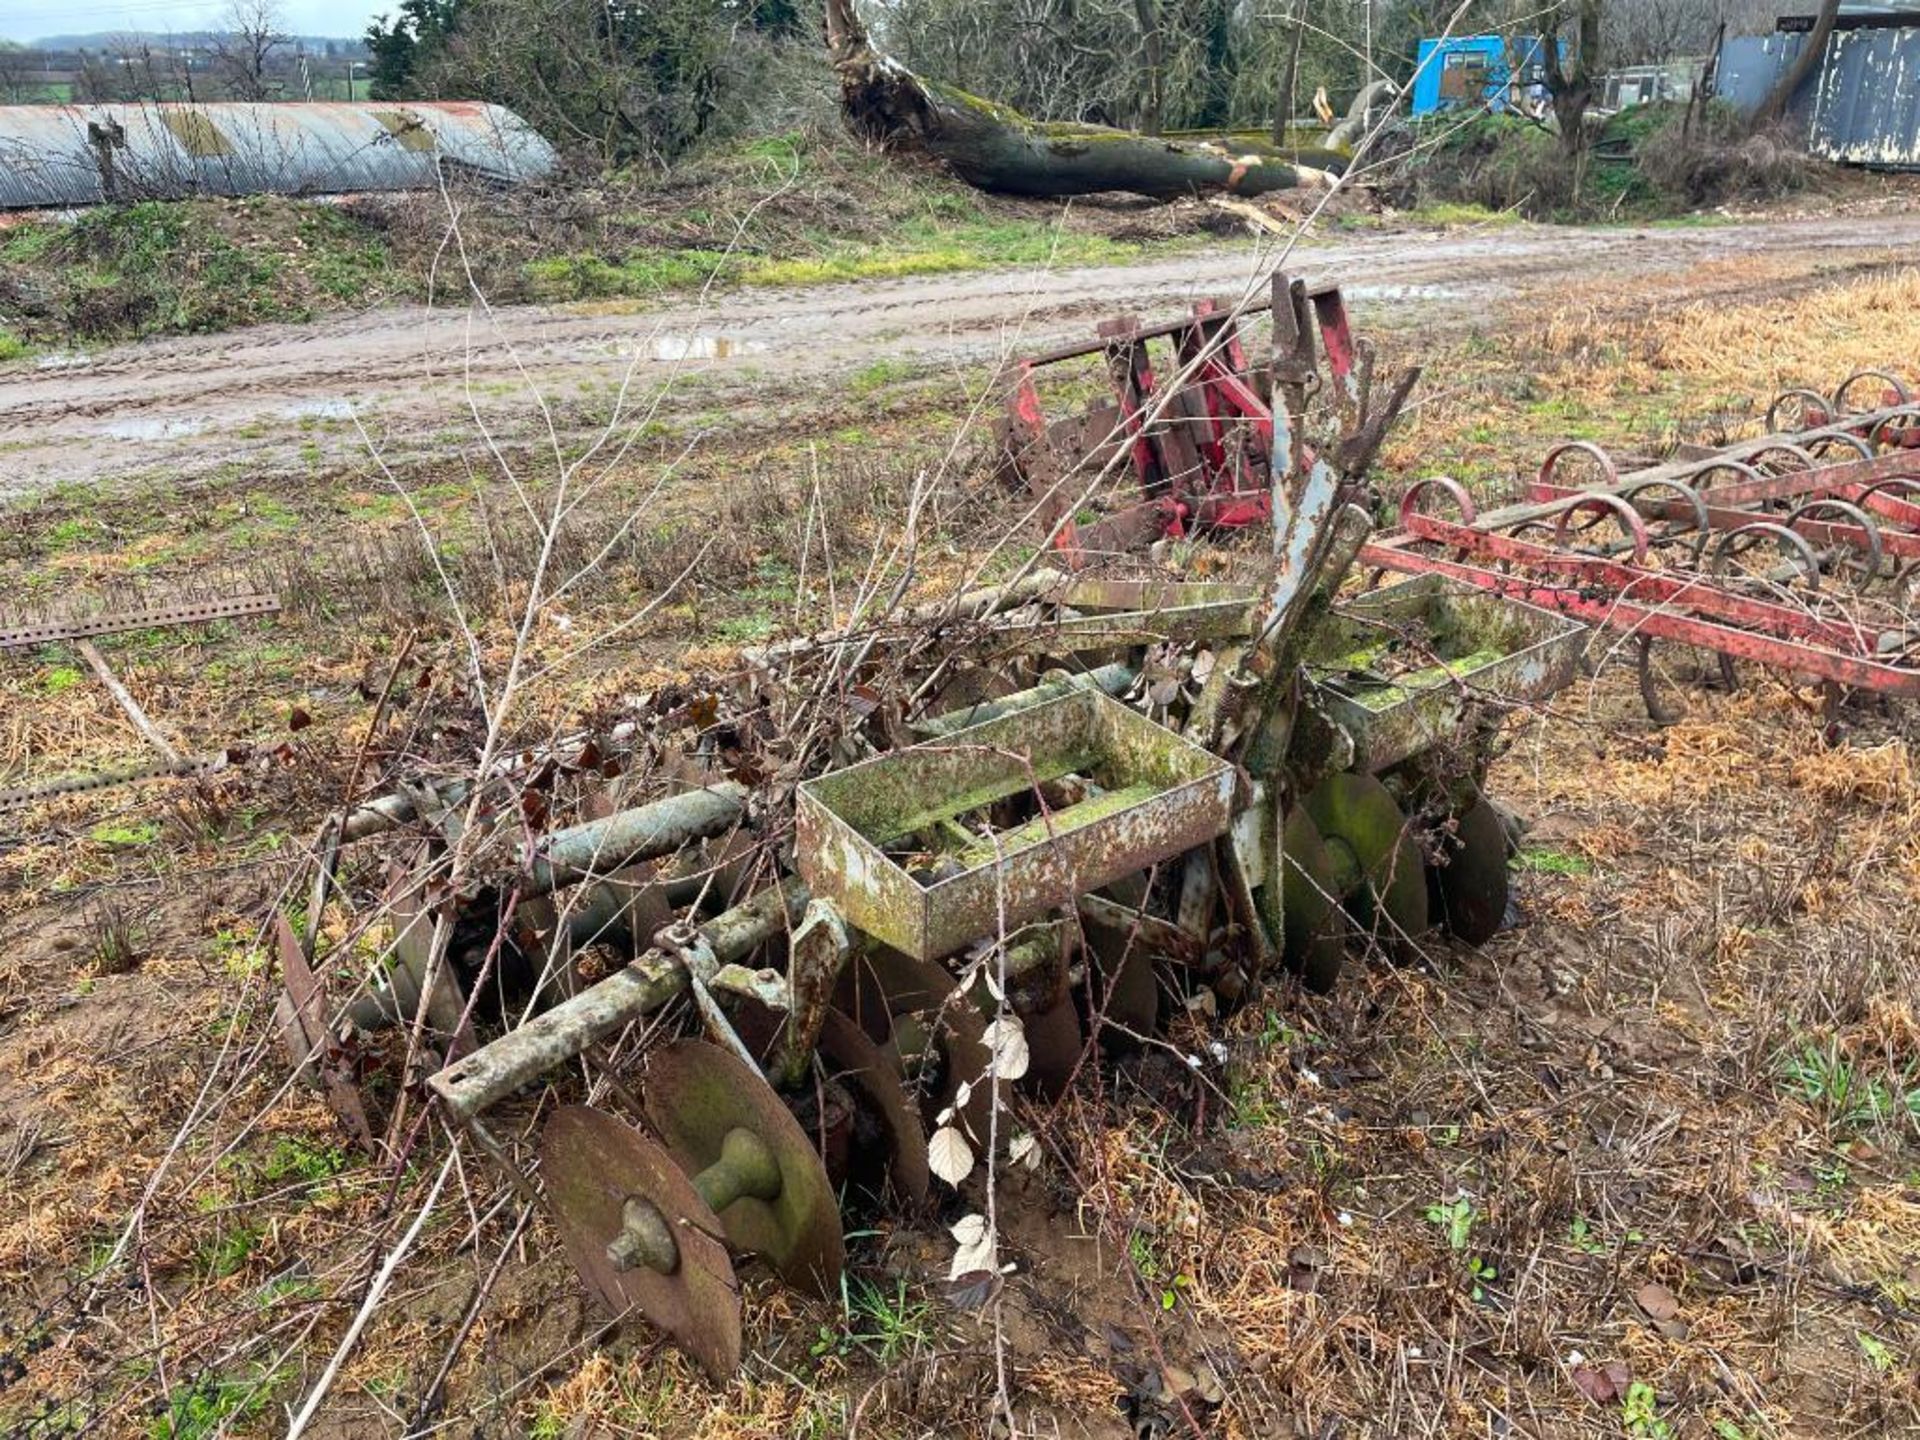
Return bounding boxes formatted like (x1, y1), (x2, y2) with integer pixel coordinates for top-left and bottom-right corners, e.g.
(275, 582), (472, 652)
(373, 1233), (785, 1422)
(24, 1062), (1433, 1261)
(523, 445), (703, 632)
(3, 1), (386, 44)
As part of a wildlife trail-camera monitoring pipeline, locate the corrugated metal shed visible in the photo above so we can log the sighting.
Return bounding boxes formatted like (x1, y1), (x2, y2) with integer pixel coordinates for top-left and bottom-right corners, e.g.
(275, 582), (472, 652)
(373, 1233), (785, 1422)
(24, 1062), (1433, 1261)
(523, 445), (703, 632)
(0, 101), (559, 210)
(1715, 10), (1920, 168)
(1809, 24), (1920, 166)
(1714, 32), (1811, 113)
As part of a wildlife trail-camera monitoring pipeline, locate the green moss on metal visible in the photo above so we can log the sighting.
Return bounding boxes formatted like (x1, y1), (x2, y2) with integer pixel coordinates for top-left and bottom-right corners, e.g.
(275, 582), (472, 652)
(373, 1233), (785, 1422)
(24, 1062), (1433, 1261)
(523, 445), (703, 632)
(954, 782), (1159, 867)
(856, 751), (1099, 845)
(1340, 647), (1508, 712)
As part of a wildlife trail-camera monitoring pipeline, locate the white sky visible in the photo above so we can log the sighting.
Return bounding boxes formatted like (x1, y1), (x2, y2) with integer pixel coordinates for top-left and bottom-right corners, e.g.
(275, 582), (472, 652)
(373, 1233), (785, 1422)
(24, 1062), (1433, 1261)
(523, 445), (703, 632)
(3, 1), (387, 44)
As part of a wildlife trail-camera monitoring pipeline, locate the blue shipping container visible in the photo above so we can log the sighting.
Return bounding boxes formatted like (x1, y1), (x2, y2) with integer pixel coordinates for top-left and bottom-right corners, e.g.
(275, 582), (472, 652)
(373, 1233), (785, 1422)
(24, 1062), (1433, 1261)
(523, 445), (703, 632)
(1411, 35), (1550, 116)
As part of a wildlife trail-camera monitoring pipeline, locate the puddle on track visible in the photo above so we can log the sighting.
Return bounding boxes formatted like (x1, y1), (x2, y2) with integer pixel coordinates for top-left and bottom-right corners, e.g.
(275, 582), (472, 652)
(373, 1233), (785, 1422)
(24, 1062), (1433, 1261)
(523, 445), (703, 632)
(98, 415), (209, 441)
(617, 335), (768, 361)
(1342, 282), (1470, 303)
(278, 399), (356, 420)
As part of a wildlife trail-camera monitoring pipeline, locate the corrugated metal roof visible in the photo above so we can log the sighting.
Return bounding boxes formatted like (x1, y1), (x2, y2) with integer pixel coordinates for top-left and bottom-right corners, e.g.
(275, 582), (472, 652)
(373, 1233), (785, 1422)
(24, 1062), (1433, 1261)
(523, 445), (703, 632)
(0, 101), (558, 210)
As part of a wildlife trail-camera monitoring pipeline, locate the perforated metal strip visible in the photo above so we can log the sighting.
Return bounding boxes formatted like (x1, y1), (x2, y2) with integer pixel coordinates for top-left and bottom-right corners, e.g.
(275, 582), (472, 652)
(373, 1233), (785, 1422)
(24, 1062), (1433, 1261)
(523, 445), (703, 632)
(0, 754), (224, 812)
(0, 593), (281, 650)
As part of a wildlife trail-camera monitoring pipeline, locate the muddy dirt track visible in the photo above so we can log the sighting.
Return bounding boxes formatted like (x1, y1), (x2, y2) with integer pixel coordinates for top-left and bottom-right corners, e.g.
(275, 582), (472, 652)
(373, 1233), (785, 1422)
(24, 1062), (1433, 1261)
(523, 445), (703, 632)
(5, 211), (1920, 500)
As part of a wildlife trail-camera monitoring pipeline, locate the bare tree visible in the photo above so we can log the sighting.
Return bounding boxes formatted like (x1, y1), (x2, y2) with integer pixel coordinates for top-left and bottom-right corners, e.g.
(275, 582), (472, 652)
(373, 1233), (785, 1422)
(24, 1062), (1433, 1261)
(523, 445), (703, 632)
(828, 0), (1317, 199)
(104, 35), (189, 103)
(1271, 0), (1306, 144)
(0, 43), (33, 103)
(212, 0), (289, 102)
(1542, 0), (1603, 156)
(1603, 0), (1773, 66)
(1132, 0), (1165, 134)
(1754, 0), (1837, 126)
(76, 49), (135, 103)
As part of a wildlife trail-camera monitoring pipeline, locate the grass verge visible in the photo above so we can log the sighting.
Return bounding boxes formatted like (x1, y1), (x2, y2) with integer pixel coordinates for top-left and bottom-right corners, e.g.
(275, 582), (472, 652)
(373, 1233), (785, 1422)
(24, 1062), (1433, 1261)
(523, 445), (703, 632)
(0, 129), (1188, 349)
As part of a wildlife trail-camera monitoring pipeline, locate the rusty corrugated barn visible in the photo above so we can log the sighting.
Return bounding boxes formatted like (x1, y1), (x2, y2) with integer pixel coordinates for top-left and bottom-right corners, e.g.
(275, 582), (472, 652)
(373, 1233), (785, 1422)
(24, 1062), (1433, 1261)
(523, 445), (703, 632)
(0, 101), (559, 210)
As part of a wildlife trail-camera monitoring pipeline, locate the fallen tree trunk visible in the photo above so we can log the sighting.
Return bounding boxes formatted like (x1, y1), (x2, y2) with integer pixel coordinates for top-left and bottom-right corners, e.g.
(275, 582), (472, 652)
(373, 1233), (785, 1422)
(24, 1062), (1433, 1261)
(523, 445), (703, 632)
(1162, 129), (1352, 175)
(824, 0), (1324, 202)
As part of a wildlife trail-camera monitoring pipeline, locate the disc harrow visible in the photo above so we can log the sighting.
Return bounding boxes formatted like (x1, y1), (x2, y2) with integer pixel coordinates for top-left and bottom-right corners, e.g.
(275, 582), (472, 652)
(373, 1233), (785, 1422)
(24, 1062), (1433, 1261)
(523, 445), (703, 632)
(276, 273), (1583, 1378)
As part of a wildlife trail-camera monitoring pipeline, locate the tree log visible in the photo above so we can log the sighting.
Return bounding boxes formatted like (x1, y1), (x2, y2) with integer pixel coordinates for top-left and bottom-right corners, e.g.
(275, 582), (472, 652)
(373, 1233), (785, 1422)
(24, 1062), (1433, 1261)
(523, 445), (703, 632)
(1755, 0), (1838, 128)
(824, 0), (1323, 202)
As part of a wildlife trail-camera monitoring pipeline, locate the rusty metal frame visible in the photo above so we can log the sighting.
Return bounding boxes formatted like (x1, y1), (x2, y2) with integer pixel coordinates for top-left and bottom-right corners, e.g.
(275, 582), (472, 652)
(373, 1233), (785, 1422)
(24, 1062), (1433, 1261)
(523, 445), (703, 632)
(795, 689), (1234, 961)
(1366, 389), (1920, 700)
(998, 275), (1414, 569)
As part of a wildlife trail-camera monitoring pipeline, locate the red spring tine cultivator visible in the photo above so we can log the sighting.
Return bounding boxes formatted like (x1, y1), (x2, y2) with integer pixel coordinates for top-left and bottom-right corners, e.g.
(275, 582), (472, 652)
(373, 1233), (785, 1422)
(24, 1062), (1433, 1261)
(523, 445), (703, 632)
(997, 275), (1417, 567)
(1363, 370), (1920, 722)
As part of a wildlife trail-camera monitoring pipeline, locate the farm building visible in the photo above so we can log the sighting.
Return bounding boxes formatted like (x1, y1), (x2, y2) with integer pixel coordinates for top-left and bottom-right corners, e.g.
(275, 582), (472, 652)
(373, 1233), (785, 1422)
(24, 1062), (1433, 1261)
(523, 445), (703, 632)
(1409, 34), (1551, 117)
(1717, 6), (1920, 168)
(1598, 59), (1708, 110)
(0, 101), (558, 210)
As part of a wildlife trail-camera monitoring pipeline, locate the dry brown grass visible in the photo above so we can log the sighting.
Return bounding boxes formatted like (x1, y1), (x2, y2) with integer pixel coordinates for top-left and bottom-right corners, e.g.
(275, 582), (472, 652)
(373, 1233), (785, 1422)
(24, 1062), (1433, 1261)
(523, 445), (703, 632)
(1540, 264), (1920, 399)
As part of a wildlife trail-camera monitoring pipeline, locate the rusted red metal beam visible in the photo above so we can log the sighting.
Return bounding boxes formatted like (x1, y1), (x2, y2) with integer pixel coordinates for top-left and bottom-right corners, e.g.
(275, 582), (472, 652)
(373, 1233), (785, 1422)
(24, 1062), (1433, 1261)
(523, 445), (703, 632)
(1360, 539), (1920, 697)
(1391, 512), (1885, 651)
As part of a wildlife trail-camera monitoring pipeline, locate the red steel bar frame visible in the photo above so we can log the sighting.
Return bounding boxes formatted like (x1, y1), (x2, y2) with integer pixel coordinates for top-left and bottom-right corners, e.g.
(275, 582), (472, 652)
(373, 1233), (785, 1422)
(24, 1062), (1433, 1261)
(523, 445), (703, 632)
(1361, 390), (1920, 699)
(1001, 283), (1355, 564)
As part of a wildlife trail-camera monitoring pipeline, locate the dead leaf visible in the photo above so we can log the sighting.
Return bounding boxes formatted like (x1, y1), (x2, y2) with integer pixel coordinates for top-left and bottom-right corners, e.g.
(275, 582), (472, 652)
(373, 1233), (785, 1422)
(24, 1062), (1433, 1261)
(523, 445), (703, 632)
(1571, 1361), (1629, 1404)
(929, 1126), (974, 1187)
(982, 1015), (1030, 1082)
(288, 706), (311, 732)
(1635, 1281), (1679, 1322)
(949, 1213), (996, 1278)
(947, 1271), (997, 1311)
(1193, 1365), (1225, 1406)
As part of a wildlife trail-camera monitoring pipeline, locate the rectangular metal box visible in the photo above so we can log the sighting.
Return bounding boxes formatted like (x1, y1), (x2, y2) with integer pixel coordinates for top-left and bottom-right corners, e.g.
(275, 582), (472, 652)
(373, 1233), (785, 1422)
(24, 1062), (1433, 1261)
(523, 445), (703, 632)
(795, 689), (1234, 960)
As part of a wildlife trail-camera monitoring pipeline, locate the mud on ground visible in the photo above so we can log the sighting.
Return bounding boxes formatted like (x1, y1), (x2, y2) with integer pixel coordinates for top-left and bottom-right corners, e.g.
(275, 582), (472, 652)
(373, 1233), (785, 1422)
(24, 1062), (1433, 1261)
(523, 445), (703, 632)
(2, 227), (1920, 1439)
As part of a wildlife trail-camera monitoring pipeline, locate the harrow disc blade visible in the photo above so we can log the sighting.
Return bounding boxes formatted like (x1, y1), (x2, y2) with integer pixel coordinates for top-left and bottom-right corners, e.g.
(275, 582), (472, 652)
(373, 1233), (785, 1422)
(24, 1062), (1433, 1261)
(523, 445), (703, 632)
(816, 1008), (931, 1207)
(1074, 901), (1165, 1046)
(1280, 807), (1347, 994)
(642, 1040), (846, 1300)
(540, 1105), (742, 1383)
(1302, 772), (1430, 948)
(1020, 991), (1086, 1101)
(834, 947), (995, 1141)
(1434, 797), (1510, 946)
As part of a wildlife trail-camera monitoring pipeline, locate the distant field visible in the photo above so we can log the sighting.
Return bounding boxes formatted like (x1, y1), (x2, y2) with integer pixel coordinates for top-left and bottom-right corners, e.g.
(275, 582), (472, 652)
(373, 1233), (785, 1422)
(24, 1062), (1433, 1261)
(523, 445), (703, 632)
(7, 81), (74, 102)
(2, 76), (365, 105)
